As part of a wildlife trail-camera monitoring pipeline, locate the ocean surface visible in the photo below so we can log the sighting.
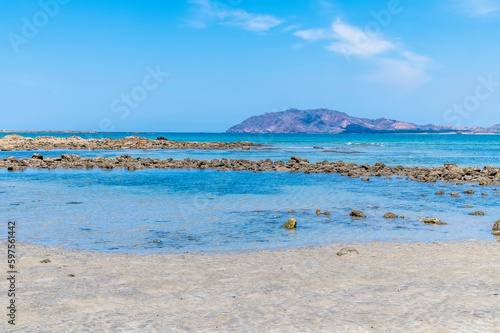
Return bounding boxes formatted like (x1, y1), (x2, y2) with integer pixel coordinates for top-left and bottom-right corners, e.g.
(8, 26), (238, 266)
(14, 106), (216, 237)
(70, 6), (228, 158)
(1, 132), (499, 253)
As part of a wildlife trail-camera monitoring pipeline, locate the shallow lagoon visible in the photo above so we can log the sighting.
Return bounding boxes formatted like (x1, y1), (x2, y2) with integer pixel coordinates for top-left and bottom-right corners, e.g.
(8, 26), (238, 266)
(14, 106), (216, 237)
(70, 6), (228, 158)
(1, 168), (498, 253)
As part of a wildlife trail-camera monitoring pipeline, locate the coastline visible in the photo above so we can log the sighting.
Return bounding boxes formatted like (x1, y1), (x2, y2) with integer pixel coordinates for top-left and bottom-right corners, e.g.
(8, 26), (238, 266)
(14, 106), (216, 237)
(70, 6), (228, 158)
(4, 240), (499, 331)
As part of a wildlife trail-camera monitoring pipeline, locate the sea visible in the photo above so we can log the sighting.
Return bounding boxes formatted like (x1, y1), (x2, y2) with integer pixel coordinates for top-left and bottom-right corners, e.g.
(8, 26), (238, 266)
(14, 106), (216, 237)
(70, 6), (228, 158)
(1, 132), (499, 253)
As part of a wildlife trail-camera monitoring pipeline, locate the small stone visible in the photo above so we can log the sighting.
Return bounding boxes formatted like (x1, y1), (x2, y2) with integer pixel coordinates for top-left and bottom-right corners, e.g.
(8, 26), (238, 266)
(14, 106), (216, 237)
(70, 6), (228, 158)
(323, 211), (331, 215)
(470, 211), (485, 216)
(493, 220), (500, 234)
(373, 206), (379, 209)
(440, 185), (447, 188)
(336, 247), (359, 257)
(361, 177), (370, 181)
(435, 191), (445, 195)
(281, 218), (297, 229)
(288, 210), (295, 213)
(153, 239), (162, 243)
(419, 218), (447, 225)
(68, 274), (75, 277)
(482, 193), (488, 196)
(383, 212), (398, 219)
(462, 205), (474, 208)
(316, 209), (321, 215)
(421, 194), (427, 197)
(350, 210), (366, 218)
(31, 153), (43, 160)
(40, 259), (51, 264)
(463, 190), (474, 194)
(450, 193), (460, 197)
(456, 182), (464, 185)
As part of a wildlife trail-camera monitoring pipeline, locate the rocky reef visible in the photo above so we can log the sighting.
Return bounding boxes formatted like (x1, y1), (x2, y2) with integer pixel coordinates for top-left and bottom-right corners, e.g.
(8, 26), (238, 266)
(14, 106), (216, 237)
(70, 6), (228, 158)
(2, 154), (500, 185)
(0, 135), (261, 151)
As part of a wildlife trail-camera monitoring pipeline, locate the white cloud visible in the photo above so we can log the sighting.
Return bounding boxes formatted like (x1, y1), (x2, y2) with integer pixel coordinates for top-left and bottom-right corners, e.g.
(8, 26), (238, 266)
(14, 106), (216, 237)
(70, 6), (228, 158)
(188, 0), (283, 31)
(294, 18), (433, 92)
(457, 0), (500, 16)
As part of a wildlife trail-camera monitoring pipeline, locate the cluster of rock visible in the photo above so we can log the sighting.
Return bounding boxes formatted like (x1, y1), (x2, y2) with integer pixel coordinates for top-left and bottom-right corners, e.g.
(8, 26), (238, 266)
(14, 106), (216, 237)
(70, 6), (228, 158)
(2, 154), (500, 185)
(0, 135), (261, 151)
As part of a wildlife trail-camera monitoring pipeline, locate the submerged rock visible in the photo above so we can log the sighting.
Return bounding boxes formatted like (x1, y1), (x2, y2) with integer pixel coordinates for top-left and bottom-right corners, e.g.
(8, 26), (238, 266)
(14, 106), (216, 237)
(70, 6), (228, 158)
(470, 211), (485, 216)
(281, 218), (297, 229)
(383, 212), (399, 219)
(350, 210), (366, 218)
(336, 247), (359, 257)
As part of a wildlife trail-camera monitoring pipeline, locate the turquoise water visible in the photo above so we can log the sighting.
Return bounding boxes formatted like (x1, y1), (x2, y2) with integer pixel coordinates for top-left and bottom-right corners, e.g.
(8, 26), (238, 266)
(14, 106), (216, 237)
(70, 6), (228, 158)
(2, 132), (500, 167)
(1, 133), (499, 253)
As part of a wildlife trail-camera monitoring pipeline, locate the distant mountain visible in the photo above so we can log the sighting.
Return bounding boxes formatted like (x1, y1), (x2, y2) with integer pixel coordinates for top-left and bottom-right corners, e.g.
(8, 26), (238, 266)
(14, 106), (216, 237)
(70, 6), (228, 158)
(227, 108), (499, 134)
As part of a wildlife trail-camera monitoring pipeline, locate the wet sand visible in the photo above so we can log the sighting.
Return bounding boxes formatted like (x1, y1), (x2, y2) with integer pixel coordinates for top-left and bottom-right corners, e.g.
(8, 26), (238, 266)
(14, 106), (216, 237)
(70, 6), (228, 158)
(2, 240), (499, 332)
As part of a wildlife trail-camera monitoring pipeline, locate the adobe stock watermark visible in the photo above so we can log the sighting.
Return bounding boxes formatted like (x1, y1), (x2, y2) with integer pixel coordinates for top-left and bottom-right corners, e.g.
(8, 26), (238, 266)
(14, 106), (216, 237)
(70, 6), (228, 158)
(341, 0), (409, 63)
(443, 74), (499, 127)
(212, 0), (243, 20)
(7, 0), (71, 54)
(99, 65), (169, 132)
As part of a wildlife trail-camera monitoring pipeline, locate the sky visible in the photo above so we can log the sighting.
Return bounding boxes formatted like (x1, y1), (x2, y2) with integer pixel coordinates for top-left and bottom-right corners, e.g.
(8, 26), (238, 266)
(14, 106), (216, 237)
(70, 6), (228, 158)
(1, 0), (500, 132)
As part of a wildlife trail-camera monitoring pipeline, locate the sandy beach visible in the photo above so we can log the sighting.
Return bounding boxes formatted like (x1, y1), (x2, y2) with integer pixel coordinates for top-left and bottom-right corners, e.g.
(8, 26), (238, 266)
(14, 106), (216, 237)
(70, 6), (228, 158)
(2, 240), (499, 332)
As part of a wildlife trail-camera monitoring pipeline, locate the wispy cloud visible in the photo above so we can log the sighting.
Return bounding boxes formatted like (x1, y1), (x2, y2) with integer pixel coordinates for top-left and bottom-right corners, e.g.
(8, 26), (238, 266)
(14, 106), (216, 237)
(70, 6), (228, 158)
(457, 0), (500, 16)
(188, 0), (283, 31)
(294, 18), (432, 92)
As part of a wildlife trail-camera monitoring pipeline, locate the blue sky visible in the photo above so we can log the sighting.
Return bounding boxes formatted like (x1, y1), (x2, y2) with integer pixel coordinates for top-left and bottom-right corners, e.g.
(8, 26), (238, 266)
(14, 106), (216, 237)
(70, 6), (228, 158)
(1, 0), (500, 132)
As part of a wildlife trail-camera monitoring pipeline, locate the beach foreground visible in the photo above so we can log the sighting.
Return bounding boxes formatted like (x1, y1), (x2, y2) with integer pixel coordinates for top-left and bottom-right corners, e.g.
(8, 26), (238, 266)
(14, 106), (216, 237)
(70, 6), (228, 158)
(3, 241), (500, 332)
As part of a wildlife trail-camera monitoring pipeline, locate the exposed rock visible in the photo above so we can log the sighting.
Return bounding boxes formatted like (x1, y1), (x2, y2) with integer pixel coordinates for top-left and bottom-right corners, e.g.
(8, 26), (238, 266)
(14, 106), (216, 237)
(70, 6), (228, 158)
(450, 193), (461, 197)
(462, 205), (474, 208)
(421, 194), (427, 197)
(361, 177), (370, 181)
(470, 211), (485, 216)
(383, 212), (399, 219)
(40, 259), (51, 264)
(419, 218), (447, 225)
(316, 209), (321, 215)
(288, 210), (295, 213)
(1, 155), (500, 185)
(463, 190), (474, 194)
(482, 193), (488, 196)
(281, 218), (297, 229)
(493, 220), (500, 235)
(336, 247), (359, 257)
(350, 210), (366, 218)
(435, 191), (445, 195)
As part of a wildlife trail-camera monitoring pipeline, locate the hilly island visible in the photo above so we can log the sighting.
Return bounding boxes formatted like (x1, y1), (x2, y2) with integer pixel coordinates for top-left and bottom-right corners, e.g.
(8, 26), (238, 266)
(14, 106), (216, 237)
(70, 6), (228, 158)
(227, 108), (500, 134)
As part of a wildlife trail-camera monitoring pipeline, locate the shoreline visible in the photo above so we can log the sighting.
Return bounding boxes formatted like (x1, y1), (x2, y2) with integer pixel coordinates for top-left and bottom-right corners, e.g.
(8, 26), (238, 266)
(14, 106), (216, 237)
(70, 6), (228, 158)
(2, 154), (500, 185)
(4, 240), (499, 331)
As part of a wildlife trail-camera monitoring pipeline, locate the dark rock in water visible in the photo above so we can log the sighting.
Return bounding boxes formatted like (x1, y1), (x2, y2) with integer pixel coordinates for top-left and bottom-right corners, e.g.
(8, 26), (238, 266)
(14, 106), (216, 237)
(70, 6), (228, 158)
(350, 210), (366, 218)
(361, 177), (370, 181)
(282, 219), (297, 229)
(40, 259), (51, 264)
(470, 211), (485, 216)
(323, 211), (331, 215)
(482, 193), (488, 196)
(313, 146), (324, 149)
(493, 220), (500, 235)
(384, 212), (399, 219)
(463, 190), (474, 194)
(336, 247), (359, 257)
(157, 136), (168, 141)
(67, 201), (82, 205)
(450, 193), (461, 197)
(456, 182), (464, 185)
(420, 194), (428, 197)
(31, 153), (43, 160)
(435, 191), (445, 195)
(281, 218), (297, 229)
(419, 218), (447, 225)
